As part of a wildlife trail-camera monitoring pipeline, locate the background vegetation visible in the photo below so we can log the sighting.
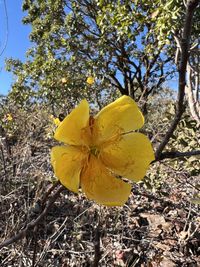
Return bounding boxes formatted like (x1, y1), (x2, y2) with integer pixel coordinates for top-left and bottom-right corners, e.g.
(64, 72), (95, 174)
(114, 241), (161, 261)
(0, 0), (200, 266)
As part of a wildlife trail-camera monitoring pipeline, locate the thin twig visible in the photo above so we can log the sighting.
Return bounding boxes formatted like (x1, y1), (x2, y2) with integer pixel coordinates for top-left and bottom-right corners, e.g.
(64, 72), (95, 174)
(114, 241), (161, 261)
(93, 211), (101, 267)
(155, 0), (200, 160)
(154, 149), (200, 161)
(31, 226), (38, 267)
(0, 144), (7, 176)
(40, 181), (60, 206)
(0, 185), (64, 249)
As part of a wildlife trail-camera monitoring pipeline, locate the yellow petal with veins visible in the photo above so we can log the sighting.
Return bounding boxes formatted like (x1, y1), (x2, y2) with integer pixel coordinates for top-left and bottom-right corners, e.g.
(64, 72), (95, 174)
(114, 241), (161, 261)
(51, 145), (88, 193)
(54, 99), (90, 146)
(81, 155), (131, 206)
(93, 96), (144, 144)
(101, 132), (154, 182)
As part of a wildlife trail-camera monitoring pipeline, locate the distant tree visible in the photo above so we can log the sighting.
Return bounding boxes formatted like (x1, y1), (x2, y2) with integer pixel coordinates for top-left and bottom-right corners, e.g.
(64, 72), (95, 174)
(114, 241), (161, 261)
(6, 0), (200, 118)
(6, 0), (177, 112)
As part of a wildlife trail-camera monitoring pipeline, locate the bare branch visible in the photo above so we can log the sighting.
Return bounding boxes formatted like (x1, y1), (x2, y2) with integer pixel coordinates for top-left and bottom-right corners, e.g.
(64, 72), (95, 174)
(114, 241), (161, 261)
(0, 142), (7, 176)
(92, 211), (101, 267)
(186, 64), (200, 123)
(109, 72), (127, 95)
(155, 0), (200, 160)
(40, 181), (60, 206)
(154, 150), (200, 161)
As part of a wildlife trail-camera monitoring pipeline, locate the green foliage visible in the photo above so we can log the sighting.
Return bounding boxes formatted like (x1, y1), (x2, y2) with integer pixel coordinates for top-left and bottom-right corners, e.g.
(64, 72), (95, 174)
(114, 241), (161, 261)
(170, 113), (200, 176)
(5, 0), (200, 109)
(6, 0), (182, 108)
(144, 93), (200, 192)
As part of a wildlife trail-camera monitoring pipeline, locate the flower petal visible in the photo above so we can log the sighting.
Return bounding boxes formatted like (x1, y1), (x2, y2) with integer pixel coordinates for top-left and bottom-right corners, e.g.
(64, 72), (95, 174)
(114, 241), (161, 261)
(81, 156), (131, 206)
(86, 76), (95, 85)
(54, 99), (90, 145)
(93, 96), (144, 143)
(101, 133), (155, 182)
(51, 145), (88, 193)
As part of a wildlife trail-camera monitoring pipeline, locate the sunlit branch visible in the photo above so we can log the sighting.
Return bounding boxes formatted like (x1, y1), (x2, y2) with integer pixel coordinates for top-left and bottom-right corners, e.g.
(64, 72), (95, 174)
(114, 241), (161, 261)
(155, 0), (200, 160)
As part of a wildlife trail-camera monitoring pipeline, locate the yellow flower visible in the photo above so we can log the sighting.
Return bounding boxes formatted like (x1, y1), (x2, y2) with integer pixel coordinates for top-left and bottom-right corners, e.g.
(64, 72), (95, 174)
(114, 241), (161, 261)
(6, 113), (13, 121)
(61, 77), (68, 84)
(51, 96), (154, 206)
(86, 76), (95, 85)
(53, 118), (61, 126)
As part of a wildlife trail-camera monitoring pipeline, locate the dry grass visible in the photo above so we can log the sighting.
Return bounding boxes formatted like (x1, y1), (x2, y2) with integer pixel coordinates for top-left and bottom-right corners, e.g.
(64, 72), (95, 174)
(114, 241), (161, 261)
(0, 106), (200, 266)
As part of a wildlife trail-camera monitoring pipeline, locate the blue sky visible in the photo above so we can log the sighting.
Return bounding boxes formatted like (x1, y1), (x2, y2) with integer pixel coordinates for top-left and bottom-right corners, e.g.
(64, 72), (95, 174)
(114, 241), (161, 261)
(0, 0), (31, 95)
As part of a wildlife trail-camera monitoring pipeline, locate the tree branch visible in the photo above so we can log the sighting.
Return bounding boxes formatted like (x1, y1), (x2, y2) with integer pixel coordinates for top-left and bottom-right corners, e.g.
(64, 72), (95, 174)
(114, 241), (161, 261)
(154, 150), (200, 161)
(155, 0), (200, 160)
(186, 64), (200, 123)
(109, 72), (128, 95)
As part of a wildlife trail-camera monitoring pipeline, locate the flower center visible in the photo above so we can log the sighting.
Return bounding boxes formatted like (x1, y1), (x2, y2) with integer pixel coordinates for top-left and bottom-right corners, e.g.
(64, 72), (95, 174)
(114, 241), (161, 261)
(89, 146), (100, 157)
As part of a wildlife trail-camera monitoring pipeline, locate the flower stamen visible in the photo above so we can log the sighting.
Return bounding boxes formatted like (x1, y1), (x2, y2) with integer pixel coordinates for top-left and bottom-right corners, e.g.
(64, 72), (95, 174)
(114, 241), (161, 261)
(90, 146), (100, 157)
